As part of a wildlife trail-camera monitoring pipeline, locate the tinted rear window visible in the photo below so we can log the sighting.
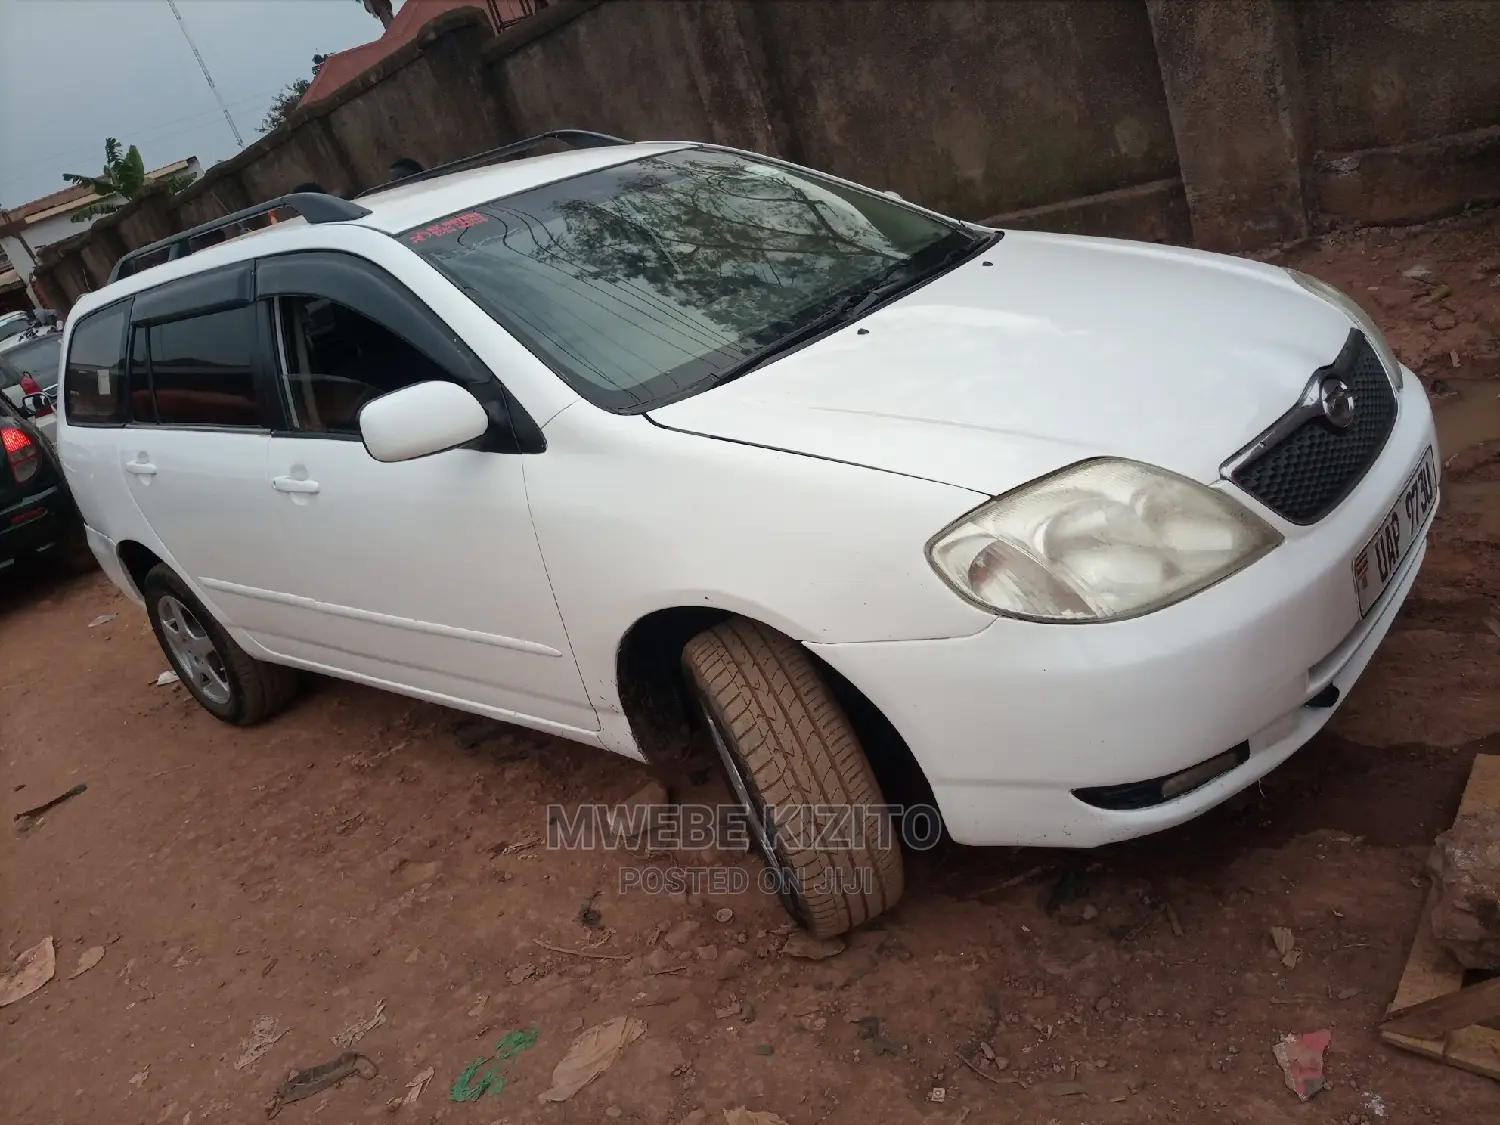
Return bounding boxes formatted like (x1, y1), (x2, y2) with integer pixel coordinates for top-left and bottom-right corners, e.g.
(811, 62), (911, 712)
(3, 335), (64, 387)
(64, 303), (129, 424)
(147, 306), (262, 428)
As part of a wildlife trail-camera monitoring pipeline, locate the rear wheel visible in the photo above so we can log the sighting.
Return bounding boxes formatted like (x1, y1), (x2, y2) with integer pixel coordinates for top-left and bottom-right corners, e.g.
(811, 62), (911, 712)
(682, 617), (904, 938)
(142, 564), (298, 725)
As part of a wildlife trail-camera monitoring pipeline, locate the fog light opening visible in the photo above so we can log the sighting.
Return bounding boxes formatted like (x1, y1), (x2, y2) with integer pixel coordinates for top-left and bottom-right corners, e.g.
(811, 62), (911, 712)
(1160, 748), (1243, 800)
(1074, 742), (1250, 811)
(1306, 685), (1341, 710)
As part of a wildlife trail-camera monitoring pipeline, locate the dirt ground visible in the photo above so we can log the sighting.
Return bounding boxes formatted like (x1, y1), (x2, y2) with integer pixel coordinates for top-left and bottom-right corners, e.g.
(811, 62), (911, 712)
(7, 214), (1500, 1125)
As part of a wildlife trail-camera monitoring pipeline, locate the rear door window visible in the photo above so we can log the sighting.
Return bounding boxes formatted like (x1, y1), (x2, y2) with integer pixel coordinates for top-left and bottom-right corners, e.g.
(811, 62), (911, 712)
(145, 306), (263, 428)
(64, 302), (129, 424)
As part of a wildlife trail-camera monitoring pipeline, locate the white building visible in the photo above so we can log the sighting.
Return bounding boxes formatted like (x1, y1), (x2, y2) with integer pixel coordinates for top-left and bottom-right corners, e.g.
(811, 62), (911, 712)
(0, 157), (202, 311)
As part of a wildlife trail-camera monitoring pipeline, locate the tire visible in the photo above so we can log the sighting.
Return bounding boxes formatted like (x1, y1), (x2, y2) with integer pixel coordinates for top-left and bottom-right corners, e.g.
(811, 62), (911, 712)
(683, 617), (904, 938)
(142, 564), (298, 726)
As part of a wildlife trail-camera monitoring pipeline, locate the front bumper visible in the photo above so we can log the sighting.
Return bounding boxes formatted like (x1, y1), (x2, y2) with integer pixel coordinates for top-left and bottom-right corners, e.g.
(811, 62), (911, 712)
(809, 367), (1437, 847)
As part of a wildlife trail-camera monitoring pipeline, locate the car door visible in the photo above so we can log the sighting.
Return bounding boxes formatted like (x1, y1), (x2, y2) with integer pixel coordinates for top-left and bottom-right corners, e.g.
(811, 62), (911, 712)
(117, 265), (285, 638)
(251, 251), (596, 734)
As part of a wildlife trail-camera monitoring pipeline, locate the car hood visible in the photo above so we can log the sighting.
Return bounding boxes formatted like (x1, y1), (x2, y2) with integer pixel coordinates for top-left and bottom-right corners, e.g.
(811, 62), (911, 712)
(647, 230), (1361, 495)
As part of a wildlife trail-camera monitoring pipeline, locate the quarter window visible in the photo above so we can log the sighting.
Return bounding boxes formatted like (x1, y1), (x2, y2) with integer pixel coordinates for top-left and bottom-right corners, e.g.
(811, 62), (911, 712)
(273, 295), (456, 435)
(64, 303), (128, 423)
(147, 306), (261, 428)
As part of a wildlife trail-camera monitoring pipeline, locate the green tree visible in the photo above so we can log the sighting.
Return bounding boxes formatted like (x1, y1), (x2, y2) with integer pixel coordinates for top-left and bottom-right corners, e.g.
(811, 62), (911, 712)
(259, 76), (312, 134)
(259, 53), (327, 135)
(60, 138), (193, 223)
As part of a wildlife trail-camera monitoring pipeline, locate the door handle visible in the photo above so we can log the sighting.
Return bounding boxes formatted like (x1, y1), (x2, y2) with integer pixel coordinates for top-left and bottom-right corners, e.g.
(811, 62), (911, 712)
(272, 475), (320, 494)
(124, 461), (157, 476)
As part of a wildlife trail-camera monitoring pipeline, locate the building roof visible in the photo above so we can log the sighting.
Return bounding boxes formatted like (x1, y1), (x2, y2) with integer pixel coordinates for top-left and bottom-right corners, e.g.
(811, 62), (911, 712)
(5, 183), (96, 223)
(0, 159), (200, 233)
(301, 1), (529, 107)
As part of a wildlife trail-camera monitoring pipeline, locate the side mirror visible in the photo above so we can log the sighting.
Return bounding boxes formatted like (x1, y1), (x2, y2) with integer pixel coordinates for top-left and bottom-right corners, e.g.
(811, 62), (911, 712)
(358, 380), (489, 463)
(22, 392), (53, 417)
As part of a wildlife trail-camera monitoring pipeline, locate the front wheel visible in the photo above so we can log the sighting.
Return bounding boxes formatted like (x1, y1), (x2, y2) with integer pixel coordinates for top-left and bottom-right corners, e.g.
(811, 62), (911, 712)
(682, 617), (904, 938)
(142, 564), (298, 725)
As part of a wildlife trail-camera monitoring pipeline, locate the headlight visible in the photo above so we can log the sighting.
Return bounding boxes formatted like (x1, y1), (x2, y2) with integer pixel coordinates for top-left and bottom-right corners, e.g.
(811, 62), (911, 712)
(926, 460), (1282, 622)
(1288, 269), (1402, 390)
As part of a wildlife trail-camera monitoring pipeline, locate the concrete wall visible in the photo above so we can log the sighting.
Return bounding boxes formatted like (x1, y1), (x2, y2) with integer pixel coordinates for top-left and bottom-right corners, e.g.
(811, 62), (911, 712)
(491, 0), (733, 145)
(1298, 0), (1500, 227)
(751, 1), (1177, 218)
(31, 0), (1500, 314)
(1300, 0), (1500, 151)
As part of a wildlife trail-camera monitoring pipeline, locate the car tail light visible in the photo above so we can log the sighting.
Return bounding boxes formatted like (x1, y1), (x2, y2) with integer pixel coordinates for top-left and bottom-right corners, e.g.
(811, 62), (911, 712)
(2, 425), (40, 485)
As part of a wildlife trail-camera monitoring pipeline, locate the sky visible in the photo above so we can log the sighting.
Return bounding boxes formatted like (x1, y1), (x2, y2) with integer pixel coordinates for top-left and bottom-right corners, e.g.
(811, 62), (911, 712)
(0, 0), (405, 208)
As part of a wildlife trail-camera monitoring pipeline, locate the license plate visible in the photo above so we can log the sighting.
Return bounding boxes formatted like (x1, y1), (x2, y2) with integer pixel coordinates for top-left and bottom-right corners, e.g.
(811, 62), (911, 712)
(1352, 445), (1437, 617)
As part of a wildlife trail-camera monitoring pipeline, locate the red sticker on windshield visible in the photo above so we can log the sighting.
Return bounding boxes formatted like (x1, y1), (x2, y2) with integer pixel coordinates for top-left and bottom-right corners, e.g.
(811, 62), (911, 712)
(407, 211), (488, 244)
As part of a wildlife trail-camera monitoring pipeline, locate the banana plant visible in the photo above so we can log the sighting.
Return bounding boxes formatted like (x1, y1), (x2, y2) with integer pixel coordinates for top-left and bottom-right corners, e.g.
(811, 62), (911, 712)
(61, 138), (193, 222)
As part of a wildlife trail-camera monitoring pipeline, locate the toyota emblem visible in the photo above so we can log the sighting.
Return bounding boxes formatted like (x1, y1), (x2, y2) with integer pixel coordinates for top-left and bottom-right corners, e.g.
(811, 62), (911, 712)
(1319, 377), (1355, 429)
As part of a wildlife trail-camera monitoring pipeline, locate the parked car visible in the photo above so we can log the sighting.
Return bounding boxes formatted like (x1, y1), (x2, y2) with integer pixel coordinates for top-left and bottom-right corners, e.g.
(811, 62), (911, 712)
(55, 132), (1437, 936)
(0, 333), (62, 446)
(0, 386), (89, 577)
(0, 311), (33, 348)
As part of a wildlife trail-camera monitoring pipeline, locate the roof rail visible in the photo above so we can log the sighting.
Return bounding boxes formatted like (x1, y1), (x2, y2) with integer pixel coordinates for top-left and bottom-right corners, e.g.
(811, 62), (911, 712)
(108, 192), (372, 283)
(353, 129), (630, 199)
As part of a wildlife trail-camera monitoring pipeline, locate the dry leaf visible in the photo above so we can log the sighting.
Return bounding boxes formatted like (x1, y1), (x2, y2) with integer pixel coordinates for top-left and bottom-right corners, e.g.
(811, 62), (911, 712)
(71, 945), (105, 978)
(538, 1015), (645, 1102)
(1270, 926), (1300, 968)
(781, 932), (845, 960)
(333, 999), (386, 1048)
(0, 937), (55, 1007)
(234, 1015), (287, 1070)
(723, 1110), (791, 1125)
(392, 1066), (434, 1108)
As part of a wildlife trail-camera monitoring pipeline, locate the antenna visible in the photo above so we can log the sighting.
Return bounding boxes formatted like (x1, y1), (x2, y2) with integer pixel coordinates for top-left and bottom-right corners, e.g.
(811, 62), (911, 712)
(166, 0), (245, 149)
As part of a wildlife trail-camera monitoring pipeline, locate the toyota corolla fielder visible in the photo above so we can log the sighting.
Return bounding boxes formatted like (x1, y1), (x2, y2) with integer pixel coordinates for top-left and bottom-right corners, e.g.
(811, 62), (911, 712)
(56, 133), (1436, 936)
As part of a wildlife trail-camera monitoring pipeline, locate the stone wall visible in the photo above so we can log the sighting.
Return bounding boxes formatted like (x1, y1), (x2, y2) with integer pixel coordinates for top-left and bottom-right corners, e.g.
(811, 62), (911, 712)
(31, 0), (1500, 313)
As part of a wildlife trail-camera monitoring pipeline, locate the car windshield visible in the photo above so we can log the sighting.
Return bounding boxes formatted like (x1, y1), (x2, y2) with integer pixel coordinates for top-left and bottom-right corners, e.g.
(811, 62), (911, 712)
(0, 316), (31, 344)
(404, 148), (977, 411)
(2, 335), (63, 387)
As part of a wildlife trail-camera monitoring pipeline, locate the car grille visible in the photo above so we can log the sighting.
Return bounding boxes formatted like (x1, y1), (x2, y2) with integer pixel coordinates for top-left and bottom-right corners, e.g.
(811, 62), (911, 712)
(1231, 332), (1398, 523)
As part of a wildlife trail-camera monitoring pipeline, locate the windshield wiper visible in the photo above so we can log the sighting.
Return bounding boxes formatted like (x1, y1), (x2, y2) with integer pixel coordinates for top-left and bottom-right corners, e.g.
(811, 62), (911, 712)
(711, 235), (986, 387)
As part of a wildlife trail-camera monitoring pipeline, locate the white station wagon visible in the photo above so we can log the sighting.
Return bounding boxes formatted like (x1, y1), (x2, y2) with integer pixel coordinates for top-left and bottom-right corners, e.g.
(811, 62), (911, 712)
(57, 131), (1437, 936)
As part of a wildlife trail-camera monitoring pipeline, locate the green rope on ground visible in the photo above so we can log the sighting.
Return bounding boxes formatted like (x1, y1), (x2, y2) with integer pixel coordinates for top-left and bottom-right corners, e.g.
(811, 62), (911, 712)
(450, 1058), (504, 1101)
(450, 1024), (541, 1101)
